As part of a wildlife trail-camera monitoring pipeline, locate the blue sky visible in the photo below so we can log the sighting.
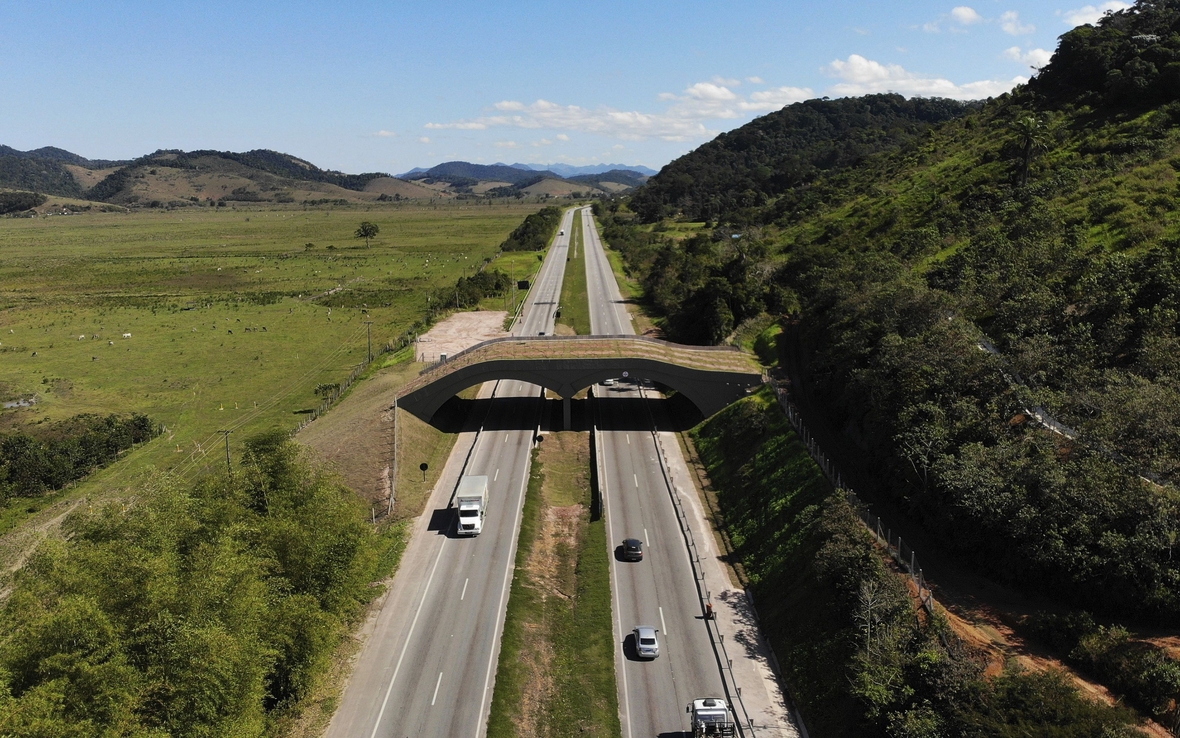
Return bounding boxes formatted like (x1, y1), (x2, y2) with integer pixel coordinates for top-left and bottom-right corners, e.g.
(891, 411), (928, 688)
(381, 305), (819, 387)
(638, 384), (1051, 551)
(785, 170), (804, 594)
(0, 1), (1130, 174)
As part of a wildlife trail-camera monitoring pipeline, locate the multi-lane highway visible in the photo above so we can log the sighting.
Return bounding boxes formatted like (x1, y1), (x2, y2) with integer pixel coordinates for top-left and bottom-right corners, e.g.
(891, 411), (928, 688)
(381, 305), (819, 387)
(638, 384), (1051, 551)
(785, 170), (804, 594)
(581, 207), (728, 737)
(325, 208), (575, 738)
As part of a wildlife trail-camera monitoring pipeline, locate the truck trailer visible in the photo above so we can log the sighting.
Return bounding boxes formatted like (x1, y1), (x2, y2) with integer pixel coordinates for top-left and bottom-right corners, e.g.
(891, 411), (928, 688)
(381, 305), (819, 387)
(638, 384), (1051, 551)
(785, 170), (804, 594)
(455, 475), (488, 536)
(687, 698), (736, 736)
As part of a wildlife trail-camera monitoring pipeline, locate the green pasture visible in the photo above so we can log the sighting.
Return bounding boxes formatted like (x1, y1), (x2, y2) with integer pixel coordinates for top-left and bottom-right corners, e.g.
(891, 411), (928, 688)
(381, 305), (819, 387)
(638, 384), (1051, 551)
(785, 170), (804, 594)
(0, 203), (541, 508)
(477, 248), (546, 318)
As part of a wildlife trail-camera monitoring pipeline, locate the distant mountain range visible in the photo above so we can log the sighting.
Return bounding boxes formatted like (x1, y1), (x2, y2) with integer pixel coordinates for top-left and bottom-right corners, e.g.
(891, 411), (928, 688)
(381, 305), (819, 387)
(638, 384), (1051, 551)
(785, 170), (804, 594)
(510, 162), (658, 177)
(399, 161), (657, 179)
(397, 160), (649, 195)
(0, 146), (647, 207)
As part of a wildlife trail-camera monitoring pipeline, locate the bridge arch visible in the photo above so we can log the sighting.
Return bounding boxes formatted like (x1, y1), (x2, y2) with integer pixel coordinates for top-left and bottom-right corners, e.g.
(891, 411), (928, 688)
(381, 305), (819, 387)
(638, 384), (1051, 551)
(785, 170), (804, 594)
(396, 337), (764, 423)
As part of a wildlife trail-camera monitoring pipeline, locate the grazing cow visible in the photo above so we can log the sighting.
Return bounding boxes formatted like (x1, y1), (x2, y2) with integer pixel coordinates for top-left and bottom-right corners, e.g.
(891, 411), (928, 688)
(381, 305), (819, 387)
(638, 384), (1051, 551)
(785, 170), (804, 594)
(122, 333), (132, 339)
(109, 341), (113, 345)
(227, 329), (233, 334)
(78, 335), (85, 340)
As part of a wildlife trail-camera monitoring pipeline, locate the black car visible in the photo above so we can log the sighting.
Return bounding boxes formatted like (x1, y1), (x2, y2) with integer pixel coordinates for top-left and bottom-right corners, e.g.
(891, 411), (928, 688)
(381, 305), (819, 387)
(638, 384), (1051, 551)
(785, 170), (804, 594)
(622, 538), (643, 561)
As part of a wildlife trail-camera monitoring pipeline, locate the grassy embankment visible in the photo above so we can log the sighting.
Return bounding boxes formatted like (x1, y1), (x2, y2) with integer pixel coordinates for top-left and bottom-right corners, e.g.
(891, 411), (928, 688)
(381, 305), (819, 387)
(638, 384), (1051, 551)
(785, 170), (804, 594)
(555, 209), (591, 335)
(487, 433), (619, 738)
(691, 363), (1140, 736)
(0, 203), (541, 537)
(477, 249), (546, 325)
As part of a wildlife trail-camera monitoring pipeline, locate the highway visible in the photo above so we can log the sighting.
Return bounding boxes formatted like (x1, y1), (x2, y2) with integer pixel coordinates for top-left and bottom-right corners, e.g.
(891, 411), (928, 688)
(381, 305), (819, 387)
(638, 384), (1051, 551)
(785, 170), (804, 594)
(325, 207), (575, 738)
(581, 207), (728, 737)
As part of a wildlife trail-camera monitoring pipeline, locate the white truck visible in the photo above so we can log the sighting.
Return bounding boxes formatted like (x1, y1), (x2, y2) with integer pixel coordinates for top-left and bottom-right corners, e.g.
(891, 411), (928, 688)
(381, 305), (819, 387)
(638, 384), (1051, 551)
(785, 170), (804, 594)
(455, 475), (488, 536)
(687, 698), (736, 736)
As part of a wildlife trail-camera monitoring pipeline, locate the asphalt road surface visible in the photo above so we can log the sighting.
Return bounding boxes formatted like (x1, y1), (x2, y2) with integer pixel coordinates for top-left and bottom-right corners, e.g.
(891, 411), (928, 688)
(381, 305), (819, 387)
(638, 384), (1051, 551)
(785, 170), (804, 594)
(581, 207), (728, 738)
(325, 208), (575, 738)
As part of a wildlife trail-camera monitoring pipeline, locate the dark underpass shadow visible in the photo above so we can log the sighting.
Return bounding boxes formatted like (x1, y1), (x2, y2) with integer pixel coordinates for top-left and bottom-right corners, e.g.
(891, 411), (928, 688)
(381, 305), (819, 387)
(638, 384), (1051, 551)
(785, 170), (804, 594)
(594, 394), (703, 432)
(657, 732), (691, 738)
(425, 390), (703, 433)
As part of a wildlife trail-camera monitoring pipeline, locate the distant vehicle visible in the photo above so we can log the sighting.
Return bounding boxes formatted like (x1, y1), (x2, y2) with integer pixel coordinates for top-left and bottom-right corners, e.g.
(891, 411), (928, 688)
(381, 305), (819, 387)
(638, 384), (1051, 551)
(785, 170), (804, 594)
(603, 378), (617, 386)
(455, 475), (488, 536)
(621, 538), (643, 561)
(559, 229), (565, 236)
(687, 698), (736, 736)
(538, 331), (546, 336)
(633, 625), (659, 659)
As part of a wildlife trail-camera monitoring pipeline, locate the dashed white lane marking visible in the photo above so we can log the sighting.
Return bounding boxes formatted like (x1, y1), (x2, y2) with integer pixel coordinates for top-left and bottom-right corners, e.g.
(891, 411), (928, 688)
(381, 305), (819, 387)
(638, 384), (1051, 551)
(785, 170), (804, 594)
(460, 578), (469, 601)
(633, 473), (639, 488)
(494, 468), (499, 482)
(431, 672), (443, 706)
(367, 529), (448, 738)
(660, 606), (668, 636)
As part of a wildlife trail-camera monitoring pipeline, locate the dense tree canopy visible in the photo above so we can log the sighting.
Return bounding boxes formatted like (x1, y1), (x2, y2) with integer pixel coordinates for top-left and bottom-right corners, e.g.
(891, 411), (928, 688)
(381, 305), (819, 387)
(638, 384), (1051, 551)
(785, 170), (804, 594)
(0, 433), (397, 736)
(608, 0), (1180, 622)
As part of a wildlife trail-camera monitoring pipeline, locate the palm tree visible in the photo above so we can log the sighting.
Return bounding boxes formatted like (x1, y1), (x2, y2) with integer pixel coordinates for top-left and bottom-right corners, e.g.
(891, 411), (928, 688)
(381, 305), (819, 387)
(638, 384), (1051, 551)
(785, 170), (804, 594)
(1010, 116), (1045, 187)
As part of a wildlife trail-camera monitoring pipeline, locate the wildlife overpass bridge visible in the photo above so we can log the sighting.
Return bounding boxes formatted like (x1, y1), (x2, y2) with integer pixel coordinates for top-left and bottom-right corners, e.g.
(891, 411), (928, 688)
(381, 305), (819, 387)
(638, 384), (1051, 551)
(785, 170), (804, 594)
(396, 335), (764, 425)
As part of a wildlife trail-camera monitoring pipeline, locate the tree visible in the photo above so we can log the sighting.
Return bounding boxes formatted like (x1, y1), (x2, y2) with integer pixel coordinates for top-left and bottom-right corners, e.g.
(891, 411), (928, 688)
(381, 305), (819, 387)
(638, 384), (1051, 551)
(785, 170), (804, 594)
(1010, 115), (1045, 187)
(354, 221), (379, 248)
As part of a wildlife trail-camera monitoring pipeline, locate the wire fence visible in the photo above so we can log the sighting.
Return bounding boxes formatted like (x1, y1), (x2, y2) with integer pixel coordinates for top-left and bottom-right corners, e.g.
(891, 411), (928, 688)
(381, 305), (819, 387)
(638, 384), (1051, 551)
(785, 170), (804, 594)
(770, 381), (939, 620)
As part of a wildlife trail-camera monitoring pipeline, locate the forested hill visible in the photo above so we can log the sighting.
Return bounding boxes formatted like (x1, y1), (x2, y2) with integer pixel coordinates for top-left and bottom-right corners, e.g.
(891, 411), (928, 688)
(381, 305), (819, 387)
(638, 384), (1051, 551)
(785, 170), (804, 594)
(604, 0), (1180, 625)
(628, 94), (976, 223)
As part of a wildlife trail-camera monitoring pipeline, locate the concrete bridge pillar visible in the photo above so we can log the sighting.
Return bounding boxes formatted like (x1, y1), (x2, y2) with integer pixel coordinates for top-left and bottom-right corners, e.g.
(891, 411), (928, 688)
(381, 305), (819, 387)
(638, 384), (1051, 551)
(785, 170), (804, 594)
(563, 397), (571, 430)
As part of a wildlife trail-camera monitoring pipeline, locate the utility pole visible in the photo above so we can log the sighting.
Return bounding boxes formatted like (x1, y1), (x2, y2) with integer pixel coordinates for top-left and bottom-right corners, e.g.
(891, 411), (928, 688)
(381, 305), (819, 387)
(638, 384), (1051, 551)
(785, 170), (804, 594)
(218, 430), (231, 473)
(364, 321), (373, 363)
(389, 396), (398, 516)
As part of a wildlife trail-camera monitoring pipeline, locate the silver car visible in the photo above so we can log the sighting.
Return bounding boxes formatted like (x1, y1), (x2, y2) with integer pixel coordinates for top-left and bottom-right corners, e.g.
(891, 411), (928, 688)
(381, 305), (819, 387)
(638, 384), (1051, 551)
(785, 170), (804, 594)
(633, 625), (660, 659)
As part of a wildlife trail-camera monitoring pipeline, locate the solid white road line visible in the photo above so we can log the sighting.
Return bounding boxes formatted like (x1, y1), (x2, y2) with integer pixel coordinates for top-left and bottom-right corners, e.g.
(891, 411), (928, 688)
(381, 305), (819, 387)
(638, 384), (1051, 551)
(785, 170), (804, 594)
(461, 578), (469, 601)
(367, 533), (449, 738)
(431, 672), (443, 706)
(475, 429), (534, 738)
(601, 427), (633, 738)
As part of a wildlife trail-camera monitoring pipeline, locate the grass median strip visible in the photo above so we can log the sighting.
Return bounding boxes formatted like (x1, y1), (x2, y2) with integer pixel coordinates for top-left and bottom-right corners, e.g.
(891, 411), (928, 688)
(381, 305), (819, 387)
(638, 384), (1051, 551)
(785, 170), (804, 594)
(487, 432), (620, 738)
(557, 209), (592, 335)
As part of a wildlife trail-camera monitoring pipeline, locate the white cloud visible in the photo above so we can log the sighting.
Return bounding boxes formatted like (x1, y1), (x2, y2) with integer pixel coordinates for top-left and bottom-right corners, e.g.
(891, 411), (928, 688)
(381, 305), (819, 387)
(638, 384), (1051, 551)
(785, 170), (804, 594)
(424, 78), (812, 142)
(824, 54), (1025, 99)
(1003, 46), (1052, 68)
(418, 136), (431, 144)
(374, 130), (397, 137)
(712, 75), (742, 86)
(951, 6), (983, 24)
(746, 76), (764, 84)
(556, 133), (570, 141)
(424, 120), (486, 130)
(1000, 10), (1034, 34)
(742, 86), (814, 111)
(532, 138), (553, 147)
(494, 140), (519, 148)
(1062, 1), (1130, 26)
